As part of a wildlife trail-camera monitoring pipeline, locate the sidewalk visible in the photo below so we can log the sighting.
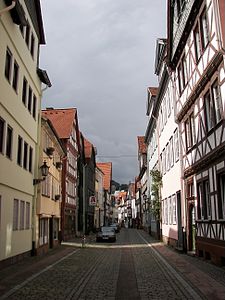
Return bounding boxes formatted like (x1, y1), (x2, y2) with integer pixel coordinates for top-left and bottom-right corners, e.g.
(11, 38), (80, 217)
(141, 231), (225, 300)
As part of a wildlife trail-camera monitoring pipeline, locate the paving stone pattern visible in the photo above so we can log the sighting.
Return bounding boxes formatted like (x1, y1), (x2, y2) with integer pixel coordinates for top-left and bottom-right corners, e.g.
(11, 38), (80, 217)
(1, 229), (225, 300)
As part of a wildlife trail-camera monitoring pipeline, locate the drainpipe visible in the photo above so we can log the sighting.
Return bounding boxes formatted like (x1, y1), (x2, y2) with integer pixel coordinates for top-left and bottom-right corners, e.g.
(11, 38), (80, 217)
(0, 0), (16, 15)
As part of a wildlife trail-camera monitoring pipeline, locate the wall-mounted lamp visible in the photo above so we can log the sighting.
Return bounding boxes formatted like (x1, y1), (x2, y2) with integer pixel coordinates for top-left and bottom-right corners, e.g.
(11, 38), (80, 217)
(33, 161), (49, 185)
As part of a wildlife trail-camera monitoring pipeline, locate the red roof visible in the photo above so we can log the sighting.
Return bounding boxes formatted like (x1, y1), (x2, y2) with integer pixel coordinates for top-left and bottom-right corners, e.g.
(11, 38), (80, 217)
(137, 136), (147, 154)
(42, 108), (77, 139)
(147, 87), (158, 97)
(84, 138), (93, 160)
(96, 162), (112, 191)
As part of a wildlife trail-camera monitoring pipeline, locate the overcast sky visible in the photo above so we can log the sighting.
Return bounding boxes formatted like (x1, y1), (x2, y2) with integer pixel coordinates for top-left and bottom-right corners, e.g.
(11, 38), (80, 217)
(40, 0), (167, 184)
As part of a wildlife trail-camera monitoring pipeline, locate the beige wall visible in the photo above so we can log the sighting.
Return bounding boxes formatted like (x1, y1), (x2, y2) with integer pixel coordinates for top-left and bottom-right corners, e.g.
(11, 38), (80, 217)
(0, 1), (43, 261)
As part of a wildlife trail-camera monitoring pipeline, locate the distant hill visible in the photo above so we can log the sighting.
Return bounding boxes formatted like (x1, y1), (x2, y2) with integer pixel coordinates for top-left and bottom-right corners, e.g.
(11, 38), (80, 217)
(111, 180), (128, 192)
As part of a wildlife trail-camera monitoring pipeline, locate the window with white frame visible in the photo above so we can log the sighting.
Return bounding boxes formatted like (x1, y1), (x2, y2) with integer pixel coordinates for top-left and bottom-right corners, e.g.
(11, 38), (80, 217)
(170, 136), (174, 168)
(12, 60), (19, 92)
(185, 112), (196, 151)
(39, 218), (48, 245)
(6, 125), (13, 159)
(194, 7), (209, 62)
(217, 173), (225, 219)
(0, 117), (5, 154)
(20, 201), (25, 230)
(42, 174), (51, 197)
(197, 179), (211, 220)
(165, 198), (168, 224)
(169, 197), (172, 224)
(13, 199), (19, 230)
(5, 48), (12, 82)
(174, 129), (179, 162)
(172, 195), (177, 224)
(25, 202), (30, 229)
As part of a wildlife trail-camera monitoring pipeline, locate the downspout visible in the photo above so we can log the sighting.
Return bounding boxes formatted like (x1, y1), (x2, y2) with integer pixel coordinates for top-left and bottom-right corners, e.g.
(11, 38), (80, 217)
(0, 0), (16, 15)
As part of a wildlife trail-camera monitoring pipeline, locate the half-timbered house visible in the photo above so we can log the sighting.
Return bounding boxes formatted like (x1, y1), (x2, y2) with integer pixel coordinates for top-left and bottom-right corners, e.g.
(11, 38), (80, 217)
(42, 108), (80, 241)
(168, 0), (225, 265)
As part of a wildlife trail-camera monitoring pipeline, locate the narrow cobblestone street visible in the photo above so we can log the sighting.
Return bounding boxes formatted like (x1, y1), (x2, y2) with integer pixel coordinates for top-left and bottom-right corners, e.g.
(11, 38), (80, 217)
(0, 229), (225, 300)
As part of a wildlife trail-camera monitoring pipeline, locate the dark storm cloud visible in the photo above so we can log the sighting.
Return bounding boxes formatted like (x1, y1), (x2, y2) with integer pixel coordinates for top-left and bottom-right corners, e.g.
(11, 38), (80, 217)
(40, 0), (166, 184)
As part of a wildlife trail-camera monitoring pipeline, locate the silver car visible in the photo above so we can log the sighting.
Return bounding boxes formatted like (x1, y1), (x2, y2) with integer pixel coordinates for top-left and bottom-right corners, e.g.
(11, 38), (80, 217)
(96, 226), (116, 242)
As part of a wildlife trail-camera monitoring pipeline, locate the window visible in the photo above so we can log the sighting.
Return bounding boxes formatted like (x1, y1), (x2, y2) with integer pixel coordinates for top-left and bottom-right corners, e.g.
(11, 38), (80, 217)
(17, 135), (23, 166)
(39, 218), (48, 245)
(169, 197), (172, 224)
(173, 195), (177, 224)
(13, 199), (19, 230)
(217, 173), (225, 219)
(170, 136), (174, 168)
(204, 91), (214, 131)
(212, 80), (223, 124)
(32, 95), (37, 119)
(185, 113), (196, 151)
(23, 141), (28, 169)
(6, 125), (13, 159)
(194, 8), (209, 61)
(197, 179), (210, 219)
(5, 48), (12, 82)
(28, 146), (33, 172)
(19, 24), (24, 36)
(28, 87), (32, 113)
(20, 201), (25, 229)
(200, 9), (209, 50)
(22, 77), (27, 106)
(42, 174), (51, 197)
(174, 129), (179, 162)
(25, 22), (30, 47)
(0, 118), (5, 154)
(30, 33), (35, 57)
(25, 202), (30, 229)
(204, 82), (223, 132)
(178, 55), (187, 94)
(12, 60), (19, 92)
(194, 25), (201, 61)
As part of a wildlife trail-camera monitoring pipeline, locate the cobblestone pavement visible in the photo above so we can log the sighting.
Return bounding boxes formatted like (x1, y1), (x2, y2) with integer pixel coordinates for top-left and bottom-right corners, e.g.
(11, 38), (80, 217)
(0, 229), (225, 299)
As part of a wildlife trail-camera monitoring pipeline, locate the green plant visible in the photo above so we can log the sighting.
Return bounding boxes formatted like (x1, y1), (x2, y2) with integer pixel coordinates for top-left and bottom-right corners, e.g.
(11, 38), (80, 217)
(150, 169), (162, 220)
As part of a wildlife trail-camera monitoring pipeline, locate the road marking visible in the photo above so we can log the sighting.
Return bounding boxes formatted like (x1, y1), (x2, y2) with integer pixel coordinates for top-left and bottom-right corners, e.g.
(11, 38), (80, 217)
(136, 231), (203, 300)
(0, 249), (80, 300)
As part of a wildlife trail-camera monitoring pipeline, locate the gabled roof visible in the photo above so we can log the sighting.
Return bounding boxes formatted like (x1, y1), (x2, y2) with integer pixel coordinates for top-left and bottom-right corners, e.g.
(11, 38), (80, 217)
(137, 136), (147, 155)
(42, 108), (77, 139)
(84, 138), (94, 161)
(96, 162), (112, 191)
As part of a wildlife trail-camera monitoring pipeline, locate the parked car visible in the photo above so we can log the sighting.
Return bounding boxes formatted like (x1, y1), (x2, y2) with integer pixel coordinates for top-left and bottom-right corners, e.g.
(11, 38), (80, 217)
(109, 223), (120, 233)
(96, 226), (116, 242)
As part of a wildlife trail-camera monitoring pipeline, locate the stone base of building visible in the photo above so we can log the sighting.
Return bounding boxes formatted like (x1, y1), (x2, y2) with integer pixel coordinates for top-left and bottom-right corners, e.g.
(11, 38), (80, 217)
(162, 235), (177, 249)
(0, 250), (31, 270)
(196, 236), (225, 266)
(36, 240), (60, 256)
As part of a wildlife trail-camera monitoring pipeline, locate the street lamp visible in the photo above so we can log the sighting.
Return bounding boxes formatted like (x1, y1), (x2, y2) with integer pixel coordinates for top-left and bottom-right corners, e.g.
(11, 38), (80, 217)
(33, 161), (49, 185)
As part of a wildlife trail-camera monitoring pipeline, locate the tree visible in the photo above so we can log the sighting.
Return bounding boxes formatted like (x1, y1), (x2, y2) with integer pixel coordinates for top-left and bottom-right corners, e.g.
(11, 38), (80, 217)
(150, 169), (162, 221)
